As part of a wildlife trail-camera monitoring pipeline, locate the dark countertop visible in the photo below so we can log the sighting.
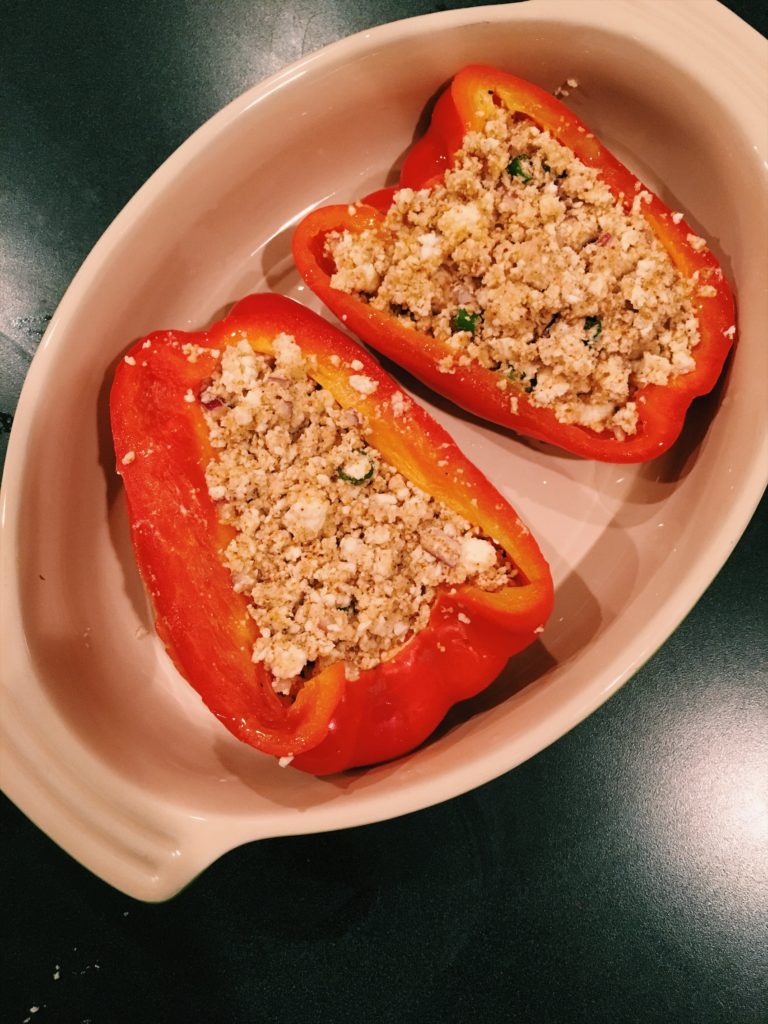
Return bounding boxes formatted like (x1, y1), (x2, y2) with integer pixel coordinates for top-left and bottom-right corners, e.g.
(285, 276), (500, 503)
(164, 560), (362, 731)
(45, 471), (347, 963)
(2, 3), (766, 1022)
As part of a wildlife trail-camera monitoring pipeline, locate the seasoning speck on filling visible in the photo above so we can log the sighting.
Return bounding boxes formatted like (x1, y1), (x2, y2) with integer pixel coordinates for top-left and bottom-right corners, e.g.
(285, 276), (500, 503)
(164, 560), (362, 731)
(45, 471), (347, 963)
(201, 337), (512, 692)
(326, 111), (701, 439)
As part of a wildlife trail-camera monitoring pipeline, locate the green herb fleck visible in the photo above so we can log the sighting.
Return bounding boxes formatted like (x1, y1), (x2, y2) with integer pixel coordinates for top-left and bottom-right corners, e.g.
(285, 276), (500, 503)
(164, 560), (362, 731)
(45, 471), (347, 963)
(452, 308), (480, 333)
(507, 154), (533, 183)
(542, 160), (551, 173)
(583, 316), (603, 345)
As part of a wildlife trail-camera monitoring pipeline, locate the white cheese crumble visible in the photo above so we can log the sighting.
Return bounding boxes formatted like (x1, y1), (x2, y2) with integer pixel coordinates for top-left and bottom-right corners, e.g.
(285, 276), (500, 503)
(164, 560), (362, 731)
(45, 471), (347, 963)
(349, 374), (378, 395)
(327, 109), (703, 439)
(272, 332), (303, 368)
(202, 338), (513, 687)
(182, 343), (208, 363)
(460, 536), (497, 574)
(390, 391), (409, 416)
(121, 451), (135, 465)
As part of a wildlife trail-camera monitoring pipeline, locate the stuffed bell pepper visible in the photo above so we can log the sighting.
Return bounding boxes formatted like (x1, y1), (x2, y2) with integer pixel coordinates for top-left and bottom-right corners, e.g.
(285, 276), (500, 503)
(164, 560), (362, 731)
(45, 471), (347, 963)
(111, 294), (553, 774)
(293, 65), (736, 463)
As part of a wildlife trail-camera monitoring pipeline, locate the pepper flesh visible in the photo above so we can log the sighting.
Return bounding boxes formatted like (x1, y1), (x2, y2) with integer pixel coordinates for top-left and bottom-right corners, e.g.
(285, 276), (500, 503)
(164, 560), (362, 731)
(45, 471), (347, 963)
(111, 293), (553, 774)
(293, 65), (736, 463)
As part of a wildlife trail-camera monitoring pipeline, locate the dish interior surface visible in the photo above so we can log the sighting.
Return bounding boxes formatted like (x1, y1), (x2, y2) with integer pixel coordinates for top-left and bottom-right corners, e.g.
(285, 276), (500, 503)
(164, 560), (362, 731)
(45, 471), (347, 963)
(3, 5), (767, 899)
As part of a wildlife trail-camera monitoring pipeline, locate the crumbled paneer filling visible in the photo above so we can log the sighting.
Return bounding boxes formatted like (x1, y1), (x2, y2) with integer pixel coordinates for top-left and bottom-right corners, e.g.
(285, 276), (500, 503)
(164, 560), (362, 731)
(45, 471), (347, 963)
(202, 337), (511, 691)
(326, 111), (702, 439)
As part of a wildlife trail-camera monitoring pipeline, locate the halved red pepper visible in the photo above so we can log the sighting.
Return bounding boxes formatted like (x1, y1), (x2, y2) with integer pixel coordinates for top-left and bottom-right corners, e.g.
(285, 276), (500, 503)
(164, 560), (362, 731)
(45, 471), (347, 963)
(293, 65), (736, 463)
(111, 294), (553, 774)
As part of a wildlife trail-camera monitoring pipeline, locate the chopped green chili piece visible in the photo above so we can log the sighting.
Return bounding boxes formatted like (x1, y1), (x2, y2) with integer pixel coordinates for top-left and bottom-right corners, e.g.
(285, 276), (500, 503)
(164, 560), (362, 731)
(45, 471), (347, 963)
(583, 316), (603, 345)
(336, 450), (375, 485)
(452, 308), (480, 333)
(507, 154), (533, 183)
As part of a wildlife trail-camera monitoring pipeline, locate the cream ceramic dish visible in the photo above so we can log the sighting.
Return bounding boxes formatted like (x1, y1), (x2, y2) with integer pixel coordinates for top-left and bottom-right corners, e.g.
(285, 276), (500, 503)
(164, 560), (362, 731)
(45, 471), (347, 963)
(2, 0), (767, 901)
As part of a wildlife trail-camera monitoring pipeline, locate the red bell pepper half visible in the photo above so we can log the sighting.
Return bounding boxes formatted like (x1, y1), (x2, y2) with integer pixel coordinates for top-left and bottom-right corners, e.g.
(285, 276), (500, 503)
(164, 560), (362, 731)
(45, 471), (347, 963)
(111, 294), (553, 774)
(292, 65), (736, 463)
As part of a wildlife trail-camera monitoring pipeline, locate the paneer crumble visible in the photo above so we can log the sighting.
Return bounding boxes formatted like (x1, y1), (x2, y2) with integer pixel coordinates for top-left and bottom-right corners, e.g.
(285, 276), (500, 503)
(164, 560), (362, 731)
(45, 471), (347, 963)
(201, 337), (512, 691)
(326, 110), (702, 439)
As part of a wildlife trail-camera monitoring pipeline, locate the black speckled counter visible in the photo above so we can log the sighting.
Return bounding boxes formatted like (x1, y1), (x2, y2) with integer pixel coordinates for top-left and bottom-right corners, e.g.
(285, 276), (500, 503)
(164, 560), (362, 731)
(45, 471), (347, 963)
(2, 3), (766, 1022)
